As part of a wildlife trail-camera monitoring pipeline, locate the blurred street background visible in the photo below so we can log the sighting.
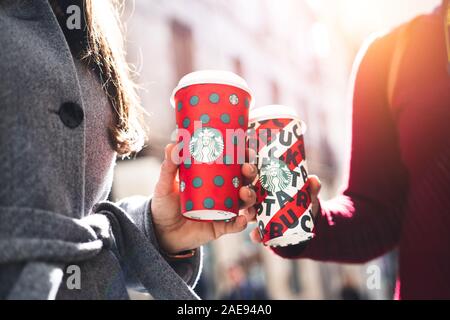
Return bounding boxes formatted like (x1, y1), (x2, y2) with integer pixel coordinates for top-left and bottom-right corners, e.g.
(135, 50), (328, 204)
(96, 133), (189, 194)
(112, 0), (440, 300)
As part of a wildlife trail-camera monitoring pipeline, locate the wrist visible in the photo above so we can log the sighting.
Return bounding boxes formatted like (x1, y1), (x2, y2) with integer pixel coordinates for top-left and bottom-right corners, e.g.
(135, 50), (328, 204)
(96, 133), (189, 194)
(150, 208), (197, 257)
(152, 222), (179, 255)
(150, 197), (199, 258)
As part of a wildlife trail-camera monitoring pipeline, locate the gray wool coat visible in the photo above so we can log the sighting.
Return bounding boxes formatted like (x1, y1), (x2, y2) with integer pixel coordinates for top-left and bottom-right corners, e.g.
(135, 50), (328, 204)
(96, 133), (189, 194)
(0, 0), (201, 300)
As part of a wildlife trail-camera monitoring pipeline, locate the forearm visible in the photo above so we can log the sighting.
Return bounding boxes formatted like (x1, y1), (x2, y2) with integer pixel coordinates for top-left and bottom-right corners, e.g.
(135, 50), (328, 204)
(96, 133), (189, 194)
(273, 193), (404, 263)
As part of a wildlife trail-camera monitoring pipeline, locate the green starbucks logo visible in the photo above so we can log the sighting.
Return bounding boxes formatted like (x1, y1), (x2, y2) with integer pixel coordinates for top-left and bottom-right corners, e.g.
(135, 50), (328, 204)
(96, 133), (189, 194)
(189, 127), (224, 163)
(259, 158), (292, 192)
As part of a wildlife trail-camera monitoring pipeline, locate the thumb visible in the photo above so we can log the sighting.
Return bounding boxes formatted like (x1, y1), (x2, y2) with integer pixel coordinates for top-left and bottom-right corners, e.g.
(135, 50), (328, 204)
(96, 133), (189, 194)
(154, 144), (179, 197)
(308, 175), (322, 220)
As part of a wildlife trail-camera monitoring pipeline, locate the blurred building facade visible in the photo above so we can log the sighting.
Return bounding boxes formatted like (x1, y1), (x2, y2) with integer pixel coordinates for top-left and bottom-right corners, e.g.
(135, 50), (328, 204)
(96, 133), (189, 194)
(112, 0), (439, 299)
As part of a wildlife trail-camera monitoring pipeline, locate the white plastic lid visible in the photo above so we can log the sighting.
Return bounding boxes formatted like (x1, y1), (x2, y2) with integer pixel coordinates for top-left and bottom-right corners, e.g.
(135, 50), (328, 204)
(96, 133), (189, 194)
(249, 105), (307, 134)
(170, 70), (253, 108)
(249, 105), (300, 122)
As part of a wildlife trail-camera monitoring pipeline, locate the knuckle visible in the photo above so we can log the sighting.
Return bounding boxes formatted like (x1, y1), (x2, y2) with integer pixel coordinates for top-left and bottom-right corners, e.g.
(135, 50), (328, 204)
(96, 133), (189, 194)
(213, 227), (224, 240)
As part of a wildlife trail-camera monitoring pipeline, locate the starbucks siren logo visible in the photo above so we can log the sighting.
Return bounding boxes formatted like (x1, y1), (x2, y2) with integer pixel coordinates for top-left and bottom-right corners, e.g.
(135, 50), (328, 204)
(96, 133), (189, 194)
(229, 94), (239, 105)
(232, 177), (240, 188)
(259, 158), (292, 192)
(189, 127), (224, 163)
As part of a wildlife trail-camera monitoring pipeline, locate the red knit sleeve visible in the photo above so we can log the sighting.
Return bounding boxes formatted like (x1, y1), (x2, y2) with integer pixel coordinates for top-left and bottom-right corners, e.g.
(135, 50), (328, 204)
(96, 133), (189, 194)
(272, 28), (409, 263)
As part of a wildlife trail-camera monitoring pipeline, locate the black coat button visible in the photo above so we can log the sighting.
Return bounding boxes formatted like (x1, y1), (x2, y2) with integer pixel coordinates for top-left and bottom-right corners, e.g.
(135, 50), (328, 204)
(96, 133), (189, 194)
(58, 102), (84, 129)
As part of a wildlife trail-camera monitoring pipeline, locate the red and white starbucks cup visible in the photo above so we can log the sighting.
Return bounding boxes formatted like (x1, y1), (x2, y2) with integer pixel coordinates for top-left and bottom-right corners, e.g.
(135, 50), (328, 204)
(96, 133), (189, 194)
(171, 70), (253, 221)
(248, 105), (315, 247)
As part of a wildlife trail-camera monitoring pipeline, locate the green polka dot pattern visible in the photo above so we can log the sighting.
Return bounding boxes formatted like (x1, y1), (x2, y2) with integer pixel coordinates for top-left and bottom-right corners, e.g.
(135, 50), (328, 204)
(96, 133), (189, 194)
(193, 177), (203, 188)
(190, 96), (199, 106)
(224, 198), (233, 209)
(238, 115), (245, 126)
(213, 176), (224, 187)
(185, 200), (194, 211)
(244, 98), (250, 108)
(182, 118), (190, 128)
(203, 198), (215, 209)
(209, 93), (220, 104)
(220, 113), (230, 124)
(200, 114), (210, 124)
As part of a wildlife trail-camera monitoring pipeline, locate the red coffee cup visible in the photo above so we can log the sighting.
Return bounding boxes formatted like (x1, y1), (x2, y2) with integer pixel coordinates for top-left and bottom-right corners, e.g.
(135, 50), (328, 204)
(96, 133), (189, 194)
(248, 105), (315, 247)
(171, 71), (253, 221)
